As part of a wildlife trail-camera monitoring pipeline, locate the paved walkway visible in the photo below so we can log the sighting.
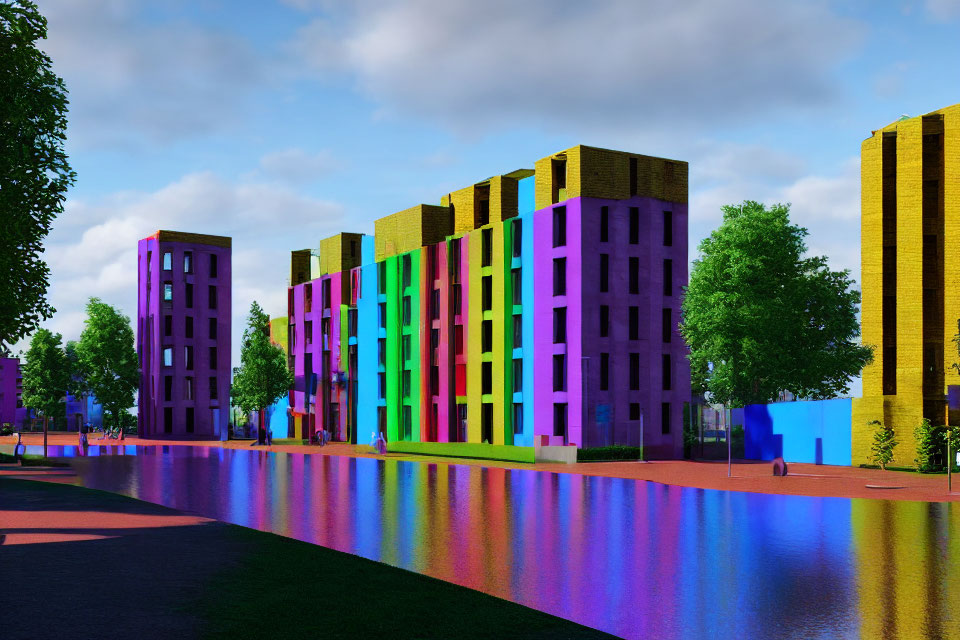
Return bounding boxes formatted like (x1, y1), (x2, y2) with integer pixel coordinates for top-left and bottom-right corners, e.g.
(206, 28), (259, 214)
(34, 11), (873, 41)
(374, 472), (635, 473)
(5, 432), (960, 502)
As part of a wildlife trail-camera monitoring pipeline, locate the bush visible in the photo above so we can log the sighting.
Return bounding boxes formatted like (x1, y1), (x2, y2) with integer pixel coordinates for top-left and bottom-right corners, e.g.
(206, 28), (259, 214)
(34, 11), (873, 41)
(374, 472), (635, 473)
(731, 425), (745, 458)
(870, 419), (897, 470)
(914, 418), (943, 473)
(577, 446), (643, 461)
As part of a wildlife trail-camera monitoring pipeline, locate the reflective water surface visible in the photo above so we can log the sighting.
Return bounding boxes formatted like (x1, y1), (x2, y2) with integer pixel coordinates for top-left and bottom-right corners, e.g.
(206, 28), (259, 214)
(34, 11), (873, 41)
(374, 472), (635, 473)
(58, 446), (960, 639)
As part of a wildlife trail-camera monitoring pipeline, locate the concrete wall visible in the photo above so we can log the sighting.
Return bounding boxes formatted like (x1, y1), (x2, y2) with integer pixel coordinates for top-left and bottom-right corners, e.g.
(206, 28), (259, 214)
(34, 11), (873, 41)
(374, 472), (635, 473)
(744, 398), (852, 466)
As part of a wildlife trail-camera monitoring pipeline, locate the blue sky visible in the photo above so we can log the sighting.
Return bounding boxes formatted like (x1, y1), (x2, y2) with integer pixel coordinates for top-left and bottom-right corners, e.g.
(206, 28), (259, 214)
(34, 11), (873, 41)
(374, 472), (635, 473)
(26, 0), (960, 397)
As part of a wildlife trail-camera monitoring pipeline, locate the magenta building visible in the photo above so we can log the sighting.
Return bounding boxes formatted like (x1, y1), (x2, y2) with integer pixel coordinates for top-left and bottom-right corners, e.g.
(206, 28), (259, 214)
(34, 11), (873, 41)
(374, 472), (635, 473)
(0, 357), (21, 427)
(137, 231), (232, 439)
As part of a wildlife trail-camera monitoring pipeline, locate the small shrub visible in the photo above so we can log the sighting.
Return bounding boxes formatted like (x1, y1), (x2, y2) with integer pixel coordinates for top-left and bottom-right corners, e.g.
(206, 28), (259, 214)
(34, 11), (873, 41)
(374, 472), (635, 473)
(914, 418), (943, 473)
(870, 419), (897, 470)
(731, 425), (745, 459)
(577, 446), (643, 462)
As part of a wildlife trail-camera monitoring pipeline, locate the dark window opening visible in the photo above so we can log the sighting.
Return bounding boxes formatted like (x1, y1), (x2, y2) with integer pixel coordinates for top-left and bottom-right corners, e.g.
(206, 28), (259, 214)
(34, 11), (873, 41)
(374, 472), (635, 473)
(553, 258), (566, 296)
(482, 320), (493, 353)
(553, 403), (567, 439)
(185, 316), (193, 339)
(482, 229), (492, 267)
(513, 403), (523, 435)
(208, 285), (217, 310)
(482, 275), (492, 311)
(185, 283), (193, 309)
(553, 307), (567, 344)
(164, 376), (172, 402)
(630, 403), (640, 421)
(209, 254), (218, 278)
(185, 407), (194, 434)
(164, 407), (173, 434)
(512, 315), (522, 348)
(482, 362), (493, 395)
(209, 376), (218, 400)
(164, 315), (172, 337)
(512, 269), (522, 305)
(553, 354), (566, 391)
(553, 206), (567, 247)
(209, 346), (217, 369)
(513, 359), (523, 393)
(512, 219), (522, 257)
(402, 255), (412, 288)
(630, 207), (639, 244)
(600, 206), (609, 242)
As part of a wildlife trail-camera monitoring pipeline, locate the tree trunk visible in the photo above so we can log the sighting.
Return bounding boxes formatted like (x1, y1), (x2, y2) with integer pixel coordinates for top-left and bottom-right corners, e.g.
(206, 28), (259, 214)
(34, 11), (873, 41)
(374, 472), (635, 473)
(259, 408), (266, 445)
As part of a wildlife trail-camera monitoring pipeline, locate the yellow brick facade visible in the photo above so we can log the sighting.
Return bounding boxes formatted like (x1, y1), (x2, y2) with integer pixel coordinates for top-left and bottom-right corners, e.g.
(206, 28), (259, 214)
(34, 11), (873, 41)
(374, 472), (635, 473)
(375, 204), (452, 261)
(855, 104), (960, 466)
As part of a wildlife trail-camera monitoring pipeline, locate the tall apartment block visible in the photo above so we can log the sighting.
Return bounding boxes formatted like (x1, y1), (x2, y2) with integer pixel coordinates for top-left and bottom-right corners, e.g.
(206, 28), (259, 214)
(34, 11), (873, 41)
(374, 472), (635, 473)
(137, 231), (232, 439)
(286, 145), (689, 457)
(853, 103), (960, 466)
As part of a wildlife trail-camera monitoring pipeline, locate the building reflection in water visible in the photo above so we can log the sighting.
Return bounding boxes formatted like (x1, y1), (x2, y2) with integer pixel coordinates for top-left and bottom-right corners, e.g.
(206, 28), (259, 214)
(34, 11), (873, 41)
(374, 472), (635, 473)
(66, 447), (960, 640)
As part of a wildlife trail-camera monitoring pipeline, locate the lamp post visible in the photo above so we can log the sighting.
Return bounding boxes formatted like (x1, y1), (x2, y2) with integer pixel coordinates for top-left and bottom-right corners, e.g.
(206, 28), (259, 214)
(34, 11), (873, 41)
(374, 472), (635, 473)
(726, 405), (732, 478)
(639, 408), (644, 462)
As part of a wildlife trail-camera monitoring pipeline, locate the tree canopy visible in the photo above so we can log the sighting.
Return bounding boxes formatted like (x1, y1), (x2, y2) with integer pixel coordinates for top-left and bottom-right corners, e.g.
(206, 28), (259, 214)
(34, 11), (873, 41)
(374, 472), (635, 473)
(680, 200), (873, 407)
(231, 301), (292, 416)
(74, 298), (139, 431)
(0, 1), (77, 355)
(21, 327), (69, 423)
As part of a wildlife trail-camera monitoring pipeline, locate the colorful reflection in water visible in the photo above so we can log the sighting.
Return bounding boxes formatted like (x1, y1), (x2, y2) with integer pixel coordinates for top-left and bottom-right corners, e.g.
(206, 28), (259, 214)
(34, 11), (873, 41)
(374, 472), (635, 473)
(64, 446), (960, 639)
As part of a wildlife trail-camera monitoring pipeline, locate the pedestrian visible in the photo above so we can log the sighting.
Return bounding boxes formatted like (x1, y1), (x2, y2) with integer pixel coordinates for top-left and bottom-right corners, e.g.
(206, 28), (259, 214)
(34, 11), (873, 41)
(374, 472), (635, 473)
(376, 432), (387, 455)
(265, 428), (273, 447)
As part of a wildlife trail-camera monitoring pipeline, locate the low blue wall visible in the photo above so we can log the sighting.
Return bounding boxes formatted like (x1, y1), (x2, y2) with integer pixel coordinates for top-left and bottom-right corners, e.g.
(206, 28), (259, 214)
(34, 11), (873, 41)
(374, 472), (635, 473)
(744, 398), (851, 465)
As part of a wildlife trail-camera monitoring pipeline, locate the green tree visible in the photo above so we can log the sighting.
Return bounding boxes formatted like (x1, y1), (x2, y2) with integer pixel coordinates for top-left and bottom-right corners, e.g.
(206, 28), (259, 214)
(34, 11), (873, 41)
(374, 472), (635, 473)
(0, 1), (77, 355)
(914, 418), (942, 473)
(680, 201), (873, 407)
(21, 328), (70, 456)
(231, 301), (292, 443)
(74, 298), (139, 435)
(869, 419), (897, 470)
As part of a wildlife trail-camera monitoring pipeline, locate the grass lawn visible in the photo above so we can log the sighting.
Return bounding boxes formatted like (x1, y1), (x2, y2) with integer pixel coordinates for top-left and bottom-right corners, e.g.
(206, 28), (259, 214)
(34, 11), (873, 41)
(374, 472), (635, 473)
(0, 478), (613, 639)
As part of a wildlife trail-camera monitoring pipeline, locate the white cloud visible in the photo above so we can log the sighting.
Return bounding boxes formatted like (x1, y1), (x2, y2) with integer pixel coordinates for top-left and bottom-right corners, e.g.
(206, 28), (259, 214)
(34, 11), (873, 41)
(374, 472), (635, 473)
(23, 172), (345, 365)
(39, 0), (272, 148)
(290, 0), (864, 134)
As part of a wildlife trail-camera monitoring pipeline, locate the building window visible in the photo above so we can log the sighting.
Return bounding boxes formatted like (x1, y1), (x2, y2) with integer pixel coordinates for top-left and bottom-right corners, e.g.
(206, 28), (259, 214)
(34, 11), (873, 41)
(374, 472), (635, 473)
(662, 354), (672, 390)
(630, 353), (639, 390)
(553, 403), (567, 438)
(600, 305), (609, 337)
(600, 254), (609, 292)
(305, 320), (313, 346)
(662, 308), (672, 343)
(402, 335), (411, 363)
(163, 347), (173, 367)
(431, 289), (440, 319)
(378, 261), (387, 294)
(450, 238), (462, 281)
(378, 339), (386, 366)
(183, 251), (193, 274)
(512, 269), (522, 305)
(349, 308), (358, 337)
(630, 402), (640, 421)
(663, 211), (673, 247)
(513, 359), (522, 393)
(482, 403), (493, 443)
(663, 259), (673, 296)
(629, 207), (639, 244)
(184, 346), (194, 370)
(512, 219), (522, 257)
(512, 315), (522, 348)
(209, 317), (217, 339)
(402, 296), (412, 326)
(552, 159), (567, 203)
(164, 375), (172, 401)
(452, 284), (462, 315)
(402, 370), (411, 397)
(209, 254), (218, 278)
(553, 354), (565, 391)
(402, 405), (413, 440)
(378, 372), (386, 399)
(430, 366), (439, 395)
(162, 252), (172, 271)
(482, 275), (492, 311)
(379, 302), (387, 329)
(553, 307), (566, 344)
(304, 285), (313, 313)
(185, 407), (195, 433)
(164, 315), (173, 337)
(553, 258), (566, 296)
(482, 228), (492, 267)
(320, 279), (330, 309)
(164, 407), (173, 433)
(482, 320), (492, 353)
(209, 376), (218, 400)
(482, 362), (492, 395)
(321, 318), (330, 350)
(185, 283), (193, 309)
(207, 285), (217, 309)
(163, 283), (173, 302)
(185, 316), (193, 339)
(600, 206), (609, 242)
(661, 402), (671, 434)
(185, 376), (194, 400)
(553, 206), (566, 247)
(629, 257), (639, 294)
(430, 327), (440, 351)
(209, 346), (217, 369)
(513, 403), (523, 434)
(600, 353), (609, 391)
(402, 254), (412, 288)
(629, 306), (639, 340)
(455, 325), (464, 355)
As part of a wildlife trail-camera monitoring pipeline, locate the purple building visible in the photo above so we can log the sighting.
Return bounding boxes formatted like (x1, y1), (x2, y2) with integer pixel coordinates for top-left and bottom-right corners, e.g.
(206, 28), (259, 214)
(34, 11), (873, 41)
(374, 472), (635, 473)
(137, 231), (232, 439)
(0, 357), (21, 427)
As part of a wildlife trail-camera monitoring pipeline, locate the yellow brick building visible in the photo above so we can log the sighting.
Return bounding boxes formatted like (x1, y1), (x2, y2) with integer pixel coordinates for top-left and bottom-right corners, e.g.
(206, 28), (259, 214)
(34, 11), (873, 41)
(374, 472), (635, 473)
(853, 103), (960, 466)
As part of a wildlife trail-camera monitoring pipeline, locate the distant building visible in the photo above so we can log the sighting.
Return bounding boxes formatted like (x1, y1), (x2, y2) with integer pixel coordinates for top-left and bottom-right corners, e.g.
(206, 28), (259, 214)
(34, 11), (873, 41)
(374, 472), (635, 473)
(285, 145), (689, 457)
(2, 356), (102, 430)
(137, 230), (232, 439)
(0, 357), (20, 427)
(854, 103), (959, 466)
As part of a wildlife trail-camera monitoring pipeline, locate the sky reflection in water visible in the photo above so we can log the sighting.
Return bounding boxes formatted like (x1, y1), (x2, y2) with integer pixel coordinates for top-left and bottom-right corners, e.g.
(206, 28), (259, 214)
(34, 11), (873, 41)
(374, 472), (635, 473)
(61, 445), (960, 640)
